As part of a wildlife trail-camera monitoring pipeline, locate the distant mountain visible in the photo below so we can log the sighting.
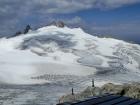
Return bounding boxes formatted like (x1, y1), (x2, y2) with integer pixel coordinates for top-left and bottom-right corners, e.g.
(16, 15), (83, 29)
(0, 25), (140, 85)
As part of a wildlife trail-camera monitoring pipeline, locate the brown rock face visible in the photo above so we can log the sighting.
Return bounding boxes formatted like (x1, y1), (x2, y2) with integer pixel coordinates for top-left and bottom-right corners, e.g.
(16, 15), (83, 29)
(50, 21), (65, 28)
(56, 21), (65, 28)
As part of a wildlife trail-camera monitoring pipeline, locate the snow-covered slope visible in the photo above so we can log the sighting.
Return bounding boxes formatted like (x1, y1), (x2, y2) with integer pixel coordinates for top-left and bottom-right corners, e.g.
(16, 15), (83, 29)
(0, 26), (140, 85)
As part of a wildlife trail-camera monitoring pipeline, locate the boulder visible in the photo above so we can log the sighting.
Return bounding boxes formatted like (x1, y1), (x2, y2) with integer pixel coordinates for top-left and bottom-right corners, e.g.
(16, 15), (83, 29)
(101, 83), (124, 95)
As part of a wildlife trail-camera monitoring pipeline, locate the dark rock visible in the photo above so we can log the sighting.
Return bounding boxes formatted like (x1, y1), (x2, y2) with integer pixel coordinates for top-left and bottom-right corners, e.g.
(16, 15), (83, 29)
(13, 31), (22, 37)
(24, 25), (31, 34)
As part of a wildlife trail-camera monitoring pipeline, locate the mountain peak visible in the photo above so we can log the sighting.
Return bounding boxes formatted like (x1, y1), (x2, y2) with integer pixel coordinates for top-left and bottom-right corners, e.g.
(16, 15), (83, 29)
(49, 21), (65, 28)
(0, 25), (140, 84)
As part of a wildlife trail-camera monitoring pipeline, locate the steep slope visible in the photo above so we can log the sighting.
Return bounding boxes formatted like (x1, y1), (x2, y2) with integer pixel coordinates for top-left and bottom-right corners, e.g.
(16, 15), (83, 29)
(0, 26), (140, 85)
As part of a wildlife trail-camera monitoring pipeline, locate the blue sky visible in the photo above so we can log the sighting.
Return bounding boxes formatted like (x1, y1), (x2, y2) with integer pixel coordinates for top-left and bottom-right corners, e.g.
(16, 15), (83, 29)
(0, 0), (140, 44)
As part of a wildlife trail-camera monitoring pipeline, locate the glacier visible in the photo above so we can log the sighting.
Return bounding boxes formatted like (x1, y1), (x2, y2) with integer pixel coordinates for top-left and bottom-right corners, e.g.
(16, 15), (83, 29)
(0, 25), (140, 104)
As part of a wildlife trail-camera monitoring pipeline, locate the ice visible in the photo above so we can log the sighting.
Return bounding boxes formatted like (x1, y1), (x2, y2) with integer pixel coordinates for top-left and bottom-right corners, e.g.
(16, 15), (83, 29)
(77, 55), (103, 67)
(0, 25), (140, 84)
(0, 25), (140, 104)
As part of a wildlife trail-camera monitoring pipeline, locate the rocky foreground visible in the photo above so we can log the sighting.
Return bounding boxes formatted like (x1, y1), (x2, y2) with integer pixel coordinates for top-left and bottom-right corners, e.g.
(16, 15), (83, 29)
(59, 83), (140, 103)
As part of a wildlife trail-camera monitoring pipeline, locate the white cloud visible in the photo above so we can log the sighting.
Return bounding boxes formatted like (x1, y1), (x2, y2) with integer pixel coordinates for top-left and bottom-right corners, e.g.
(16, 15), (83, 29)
(29, 0), (140, 13)
(0, 0), (140, 35)
(1, 0), (140, 15)
(63, 16), (83, 24)
(97, 0), (140, 9)
(91, 21), (140, 36)
(40, 0), (140, 13)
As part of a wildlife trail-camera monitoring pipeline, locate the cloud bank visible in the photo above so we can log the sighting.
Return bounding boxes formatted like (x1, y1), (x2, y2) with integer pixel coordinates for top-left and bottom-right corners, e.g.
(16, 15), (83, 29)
(0, 0), (140, 36)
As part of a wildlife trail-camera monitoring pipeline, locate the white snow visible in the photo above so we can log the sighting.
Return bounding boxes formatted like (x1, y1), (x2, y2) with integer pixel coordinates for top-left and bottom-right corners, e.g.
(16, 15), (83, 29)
(0, 25), (140, 86)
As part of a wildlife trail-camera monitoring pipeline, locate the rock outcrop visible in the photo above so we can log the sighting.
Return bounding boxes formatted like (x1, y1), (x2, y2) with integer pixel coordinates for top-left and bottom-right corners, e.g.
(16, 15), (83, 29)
(59, 83), (140, 103)
(12, 25), (32, 38)
(51, 21), (65, 28)
(24, 25), (31, 34)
